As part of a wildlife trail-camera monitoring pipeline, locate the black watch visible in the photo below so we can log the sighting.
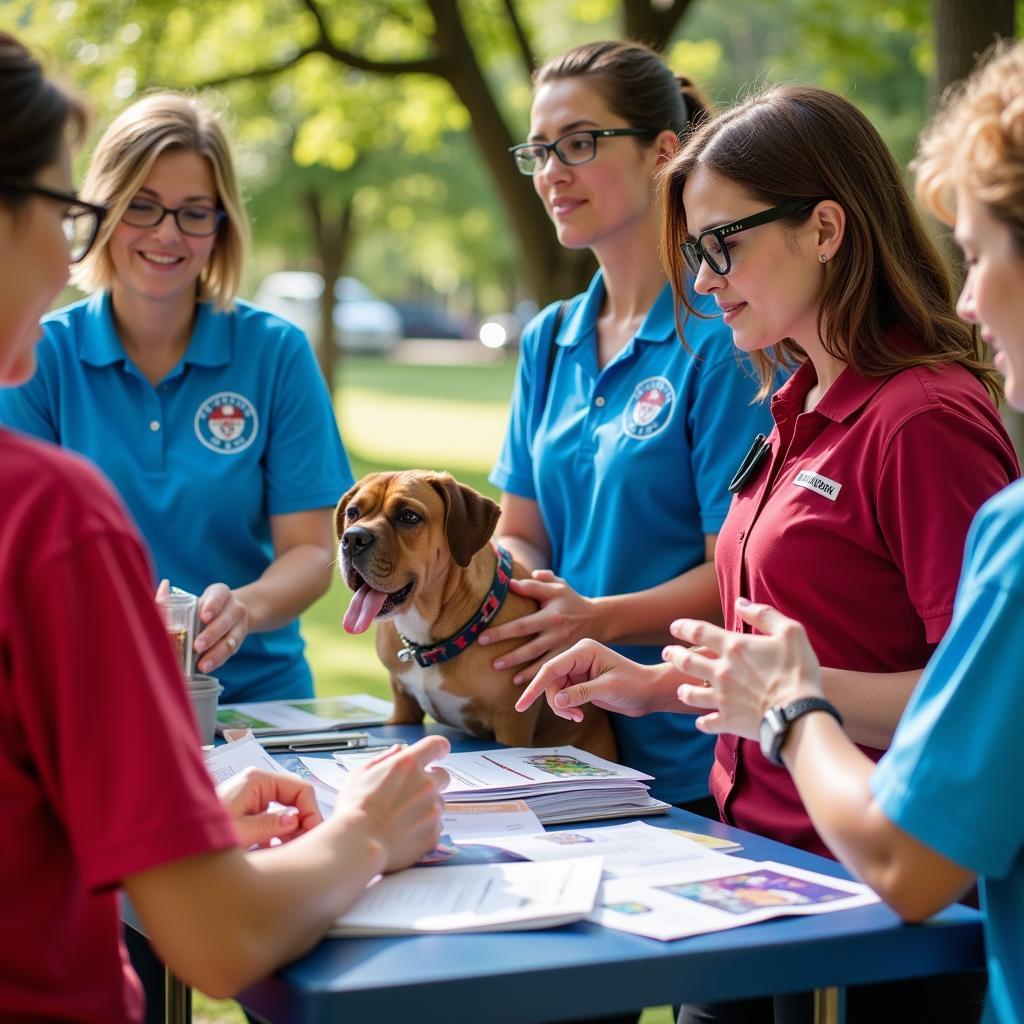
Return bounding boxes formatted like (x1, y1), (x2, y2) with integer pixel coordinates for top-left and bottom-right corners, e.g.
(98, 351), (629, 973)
(759, 697), (843, 766)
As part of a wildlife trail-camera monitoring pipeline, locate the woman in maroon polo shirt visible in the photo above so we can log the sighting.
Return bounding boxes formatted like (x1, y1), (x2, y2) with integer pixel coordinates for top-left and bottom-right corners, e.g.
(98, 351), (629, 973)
(518, 85), (1018, 1023)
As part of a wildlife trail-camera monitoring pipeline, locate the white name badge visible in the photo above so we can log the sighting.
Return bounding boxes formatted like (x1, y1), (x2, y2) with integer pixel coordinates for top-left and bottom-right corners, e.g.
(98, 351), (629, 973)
(793, 469), (842, 502)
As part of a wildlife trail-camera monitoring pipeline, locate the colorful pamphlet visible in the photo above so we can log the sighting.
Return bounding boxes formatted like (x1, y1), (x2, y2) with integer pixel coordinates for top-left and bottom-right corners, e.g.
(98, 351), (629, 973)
(215, 694), (392, 736)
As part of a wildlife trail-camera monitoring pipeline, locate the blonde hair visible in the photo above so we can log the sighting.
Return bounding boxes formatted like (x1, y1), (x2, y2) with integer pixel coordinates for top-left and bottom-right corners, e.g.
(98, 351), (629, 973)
(72, 92), (249, 310)
(914, 39), (1024, 252)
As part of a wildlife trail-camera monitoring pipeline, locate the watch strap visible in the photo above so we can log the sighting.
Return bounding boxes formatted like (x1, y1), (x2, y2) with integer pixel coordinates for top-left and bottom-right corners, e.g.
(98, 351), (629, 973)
(761, 697), (843, 766)
(781, 697), (843, 728)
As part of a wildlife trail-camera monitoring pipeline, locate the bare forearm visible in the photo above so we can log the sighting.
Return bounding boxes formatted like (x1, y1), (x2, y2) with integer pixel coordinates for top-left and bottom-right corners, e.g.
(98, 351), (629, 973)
(819, 667), (921, 749)
(495, 533), (548, 573)
(235, 544), (333, 633)
(595, 561), (722, 646)
(128, 813), (384, 998)
(782, 715), (974, 919)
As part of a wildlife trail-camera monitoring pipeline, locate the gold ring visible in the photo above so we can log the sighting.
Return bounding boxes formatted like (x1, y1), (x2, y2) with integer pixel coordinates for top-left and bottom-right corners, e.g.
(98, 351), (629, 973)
(226, 636), (237, 651)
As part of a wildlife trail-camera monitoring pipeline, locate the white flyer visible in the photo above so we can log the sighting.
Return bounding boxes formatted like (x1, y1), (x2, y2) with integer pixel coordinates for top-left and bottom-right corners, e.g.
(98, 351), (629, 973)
(458, 820), (742, 880)
(443, 801), (545, 841)
(330, 856), (605, 935)
(591, 860), (880, 941)
(203, 735), (287, 786)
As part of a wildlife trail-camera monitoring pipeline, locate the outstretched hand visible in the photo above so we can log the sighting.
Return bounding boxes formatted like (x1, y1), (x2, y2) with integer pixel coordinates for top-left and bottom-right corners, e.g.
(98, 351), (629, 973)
(479, 570), (601, 684)
(665, 597), (824, 739)
(515, 638), (696, 722)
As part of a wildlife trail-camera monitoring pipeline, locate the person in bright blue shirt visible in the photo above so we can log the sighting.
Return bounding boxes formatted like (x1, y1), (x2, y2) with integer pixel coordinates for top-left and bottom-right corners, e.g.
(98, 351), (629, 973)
(483, 41), (773, 810)
(651, 42), (1024, 1024)
(0, 93), (351, 704)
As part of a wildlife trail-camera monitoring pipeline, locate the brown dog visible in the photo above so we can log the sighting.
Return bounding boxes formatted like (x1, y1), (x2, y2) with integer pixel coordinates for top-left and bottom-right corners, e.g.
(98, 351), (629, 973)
(335, 470), (616, 759)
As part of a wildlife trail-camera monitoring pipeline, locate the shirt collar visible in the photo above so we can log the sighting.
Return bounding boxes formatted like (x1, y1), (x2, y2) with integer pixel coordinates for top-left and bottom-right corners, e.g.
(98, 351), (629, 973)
(79, 292), (231, 369)
(557, 270), (677, 349)
(770, 358), (890, 425)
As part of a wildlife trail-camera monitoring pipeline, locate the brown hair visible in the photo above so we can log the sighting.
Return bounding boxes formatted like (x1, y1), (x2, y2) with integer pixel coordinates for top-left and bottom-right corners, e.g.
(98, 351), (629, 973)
(915, 40), (1024, 254)
(73, 92), (249, 310)
(0, 33), (88, 206)
(534, 40), (711, 138)
(660, 84), (1000, 402)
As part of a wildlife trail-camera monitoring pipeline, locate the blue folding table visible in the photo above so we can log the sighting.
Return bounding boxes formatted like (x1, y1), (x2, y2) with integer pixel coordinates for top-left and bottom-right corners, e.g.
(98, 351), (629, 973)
(217, 723), (984, 1024)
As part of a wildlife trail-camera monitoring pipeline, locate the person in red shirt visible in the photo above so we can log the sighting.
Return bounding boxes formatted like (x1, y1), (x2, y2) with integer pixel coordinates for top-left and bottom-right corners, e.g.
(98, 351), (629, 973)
(518, 85), (1017, 1023)
(0, 33), (448, 1024)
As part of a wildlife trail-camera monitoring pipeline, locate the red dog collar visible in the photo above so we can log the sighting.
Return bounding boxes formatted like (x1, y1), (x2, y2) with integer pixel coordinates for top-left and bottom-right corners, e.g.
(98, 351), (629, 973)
(397, 544), (514, 668)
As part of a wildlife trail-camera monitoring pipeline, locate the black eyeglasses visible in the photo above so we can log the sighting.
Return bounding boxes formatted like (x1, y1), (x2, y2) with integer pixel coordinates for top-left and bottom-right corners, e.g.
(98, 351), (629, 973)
(510, 128), (657, 176)
(0, 179), (108, 263)
(681, 199), (823, 277)
(122, 198), (227, 237)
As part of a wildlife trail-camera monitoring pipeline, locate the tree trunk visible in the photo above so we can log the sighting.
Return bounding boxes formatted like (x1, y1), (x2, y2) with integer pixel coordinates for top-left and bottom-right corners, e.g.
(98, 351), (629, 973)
(933, 0), (1015, 102)
(304, 190), (355, 391)
(621, 0), (695, 51)
(932, 0), (1020, 458)
(428, 0), (592, 304)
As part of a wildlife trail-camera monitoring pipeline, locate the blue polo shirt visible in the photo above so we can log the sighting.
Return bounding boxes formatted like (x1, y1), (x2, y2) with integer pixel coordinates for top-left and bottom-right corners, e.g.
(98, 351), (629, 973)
(0, 293), (353, 703)
(872, 479), (1024, 1024)
(491, 272), (774, 804)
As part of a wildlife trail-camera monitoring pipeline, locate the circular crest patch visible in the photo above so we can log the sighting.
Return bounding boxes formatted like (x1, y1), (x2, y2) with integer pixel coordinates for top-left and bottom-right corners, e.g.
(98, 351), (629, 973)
(194, 392), (259, 454)
(622, 376), (675, 439)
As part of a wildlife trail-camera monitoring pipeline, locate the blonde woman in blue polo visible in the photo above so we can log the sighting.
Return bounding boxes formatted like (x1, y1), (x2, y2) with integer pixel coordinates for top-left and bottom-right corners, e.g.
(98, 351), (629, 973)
(483, 41), (773, 812)
(0, 93), (351, 705)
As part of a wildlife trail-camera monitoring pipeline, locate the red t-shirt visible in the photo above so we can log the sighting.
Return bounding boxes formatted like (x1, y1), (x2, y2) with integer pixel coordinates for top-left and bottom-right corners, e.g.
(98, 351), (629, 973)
(712, 358), (1019, 856)
(0, 429), (238, 1023)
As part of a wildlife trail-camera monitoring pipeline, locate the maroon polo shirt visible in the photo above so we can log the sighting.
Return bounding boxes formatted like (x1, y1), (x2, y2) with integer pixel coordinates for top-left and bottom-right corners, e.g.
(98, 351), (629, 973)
(0, 430), (237, 1023)
(712, 355), (1019, 857)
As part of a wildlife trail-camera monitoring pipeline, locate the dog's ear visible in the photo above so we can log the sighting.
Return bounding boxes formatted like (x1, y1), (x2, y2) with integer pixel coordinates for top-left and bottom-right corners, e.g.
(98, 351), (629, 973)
(429, 473), (501, 568)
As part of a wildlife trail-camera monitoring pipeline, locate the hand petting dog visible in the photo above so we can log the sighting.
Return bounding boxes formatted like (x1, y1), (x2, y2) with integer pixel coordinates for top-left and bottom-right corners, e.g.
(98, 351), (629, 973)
(335, 471), (617, 759)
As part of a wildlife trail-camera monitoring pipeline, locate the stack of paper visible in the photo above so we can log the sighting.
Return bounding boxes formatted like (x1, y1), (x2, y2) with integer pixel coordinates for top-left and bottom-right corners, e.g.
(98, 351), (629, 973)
(215, 694), (392, 736)
(318, 745), (669, 825)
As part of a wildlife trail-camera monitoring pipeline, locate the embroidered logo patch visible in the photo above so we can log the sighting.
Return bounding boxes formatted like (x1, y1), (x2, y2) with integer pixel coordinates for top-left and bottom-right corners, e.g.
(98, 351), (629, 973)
(194, 392), (259, 454)
(793, 469), (842, 501)
(623, 376), (675, 439)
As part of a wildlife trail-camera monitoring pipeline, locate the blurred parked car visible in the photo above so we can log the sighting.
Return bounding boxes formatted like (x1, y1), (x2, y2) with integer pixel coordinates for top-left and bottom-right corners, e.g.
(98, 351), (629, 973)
(253, 271), (401, 354)
(393, 300), (473, 340)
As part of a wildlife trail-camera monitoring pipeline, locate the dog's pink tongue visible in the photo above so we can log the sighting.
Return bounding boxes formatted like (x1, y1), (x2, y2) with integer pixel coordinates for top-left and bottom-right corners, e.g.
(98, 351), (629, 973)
(343, 584), (389, 634)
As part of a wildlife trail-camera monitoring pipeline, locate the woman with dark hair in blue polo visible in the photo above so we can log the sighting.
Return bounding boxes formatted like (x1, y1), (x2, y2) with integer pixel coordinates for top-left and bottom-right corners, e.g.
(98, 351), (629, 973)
(482, 40), (774, 816)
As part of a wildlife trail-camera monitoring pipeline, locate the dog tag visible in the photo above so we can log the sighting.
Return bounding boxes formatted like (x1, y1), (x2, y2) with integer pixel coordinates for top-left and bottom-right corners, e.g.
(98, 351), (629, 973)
(397, 647), (415, 663)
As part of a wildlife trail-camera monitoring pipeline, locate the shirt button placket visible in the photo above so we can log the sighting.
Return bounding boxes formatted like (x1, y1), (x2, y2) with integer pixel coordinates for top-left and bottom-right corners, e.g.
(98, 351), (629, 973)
(143, 386), (167, 471)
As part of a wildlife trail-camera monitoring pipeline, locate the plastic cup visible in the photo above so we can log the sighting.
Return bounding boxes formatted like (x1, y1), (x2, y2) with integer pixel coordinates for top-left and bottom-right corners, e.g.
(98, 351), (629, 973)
(156, 591), (197, 678)
(186, 673), (224, 745)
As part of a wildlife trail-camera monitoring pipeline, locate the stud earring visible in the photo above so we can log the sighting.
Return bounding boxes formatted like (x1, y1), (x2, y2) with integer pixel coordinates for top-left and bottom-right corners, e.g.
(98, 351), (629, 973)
(819, 254), (829, 264)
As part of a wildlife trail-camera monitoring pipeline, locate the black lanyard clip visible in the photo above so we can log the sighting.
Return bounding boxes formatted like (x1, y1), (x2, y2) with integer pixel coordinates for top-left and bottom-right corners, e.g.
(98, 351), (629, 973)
(728, 434), (771, 494)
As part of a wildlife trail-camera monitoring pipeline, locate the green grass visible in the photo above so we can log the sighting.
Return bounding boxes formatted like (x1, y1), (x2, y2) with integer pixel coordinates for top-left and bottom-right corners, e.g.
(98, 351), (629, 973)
(195, 352), (673, 1024)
